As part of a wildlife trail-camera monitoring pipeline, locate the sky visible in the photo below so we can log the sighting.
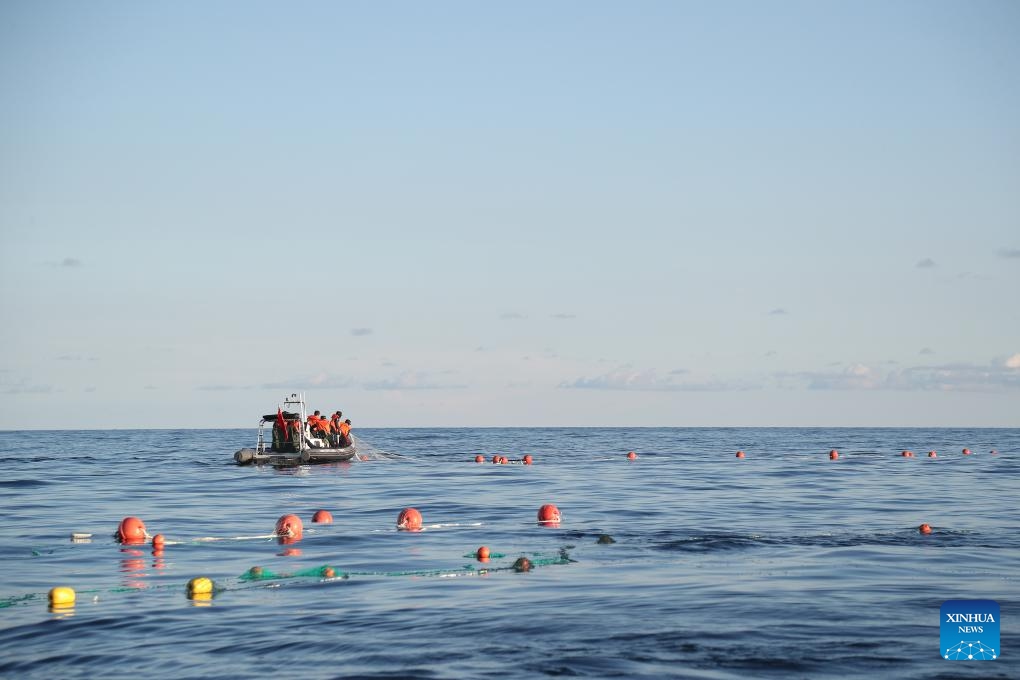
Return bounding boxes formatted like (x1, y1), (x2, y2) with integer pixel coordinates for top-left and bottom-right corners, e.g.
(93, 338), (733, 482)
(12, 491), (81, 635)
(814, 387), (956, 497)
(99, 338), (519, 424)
(1, 0), (1018, 429)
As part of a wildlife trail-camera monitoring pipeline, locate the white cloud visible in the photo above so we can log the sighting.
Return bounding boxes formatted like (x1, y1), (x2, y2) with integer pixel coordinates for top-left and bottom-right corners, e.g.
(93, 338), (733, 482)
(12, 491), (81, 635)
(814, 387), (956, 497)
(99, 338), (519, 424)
(363, 371), (466, 391)
(263, 373), (353, 390)
(559, 367), (748, 391)
(0, 377), (54, 395)
(785, 355), (1020, 392)
(800, 363), (882, 390)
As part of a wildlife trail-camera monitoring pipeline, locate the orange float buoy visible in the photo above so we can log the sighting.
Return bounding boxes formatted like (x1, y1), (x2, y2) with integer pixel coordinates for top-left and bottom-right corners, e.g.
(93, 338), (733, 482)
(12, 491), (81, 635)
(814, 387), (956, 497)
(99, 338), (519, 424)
(537, 504), (561, 525)
(476, 546), (490, 560)
(397, 507), (423, 531)
(901, 450), (914, 457)
(735, 450), (745, 459)
(627, 451), (637, 460)
(474, 455), (484, 463)
(275, 514), (303, 541)
(491, 455), (500, 464)
(323, 567), (336, 578)
(152, 534), (165, 548)
(117, 517), (147, 544)
(829, 450), (839, 460)
(312, 509), (333, 524)
(499, 456), (508, 464)
(962, 448), (972, 455)
(928, 450), (937, 458)
(523, 454), (533, 465)
(919, 523), (932, 535)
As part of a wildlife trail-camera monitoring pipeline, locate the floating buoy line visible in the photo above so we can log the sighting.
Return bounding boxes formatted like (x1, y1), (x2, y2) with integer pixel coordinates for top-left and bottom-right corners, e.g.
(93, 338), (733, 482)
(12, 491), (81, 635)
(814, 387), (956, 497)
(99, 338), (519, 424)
(3, 546), (578, 610)
(6, 443), (1005, 611)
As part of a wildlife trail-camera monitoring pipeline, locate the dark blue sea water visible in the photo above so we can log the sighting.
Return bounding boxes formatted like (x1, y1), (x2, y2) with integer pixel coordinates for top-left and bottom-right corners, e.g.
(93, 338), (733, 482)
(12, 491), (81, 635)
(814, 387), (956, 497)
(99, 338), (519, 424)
(0, 427), (1016, 679)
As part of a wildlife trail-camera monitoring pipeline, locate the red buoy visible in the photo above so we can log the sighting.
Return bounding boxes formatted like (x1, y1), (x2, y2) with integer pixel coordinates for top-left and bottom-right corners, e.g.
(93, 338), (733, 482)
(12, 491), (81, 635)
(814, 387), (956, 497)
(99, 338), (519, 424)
(962, 448), (972, 455)
(499, 456), (508, 464)
(928, 450), (937, 458)
(735, 450), (745, 459)
(275, 514), (303, 541)
(312, 510), (333, 524)
(491, 455), (500, 464)
(627, 451), (637, 460)
(117, 517), (147, 544)
(919, 523), (932, 535)
(397, 507), (423, 531)
(829, 450), (839, 460)
(523, 454), (533, 465)
(901, 450), (914, 458)
(474, 455), (484, 463)
(152, 534), (166, 548)
(476, 546), (490, 560)
(537, 504), (561, 525)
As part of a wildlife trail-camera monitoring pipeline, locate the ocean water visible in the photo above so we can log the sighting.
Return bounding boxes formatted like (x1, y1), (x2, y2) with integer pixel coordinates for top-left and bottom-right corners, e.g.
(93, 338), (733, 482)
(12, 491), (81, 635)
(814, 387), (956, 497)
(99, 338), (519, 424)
(0, 427), (1016, 679)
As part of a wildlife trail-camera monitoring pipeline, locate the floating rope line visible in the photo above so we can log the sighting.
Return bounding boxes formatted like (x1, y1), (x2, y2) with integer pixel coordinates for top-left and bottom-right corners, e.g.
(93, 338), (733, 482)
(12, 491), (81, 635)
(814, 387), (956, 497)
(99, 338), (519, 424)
(371, 522), (485, 533)
(239, 565), (342, 582)
(162, 533), (282, 546)
(2, 547), (578, 609)
(1, 583), (186, 609)
(460, 549), (573, 560)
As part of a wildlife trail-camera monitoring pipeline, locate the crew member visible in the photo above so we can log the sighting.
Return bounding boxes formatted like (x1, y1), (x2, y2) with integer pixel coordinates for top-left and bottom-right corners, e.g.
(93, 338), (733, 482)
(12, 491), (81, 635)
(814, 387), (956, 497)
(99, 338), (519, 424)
(330, 411), (343, 446)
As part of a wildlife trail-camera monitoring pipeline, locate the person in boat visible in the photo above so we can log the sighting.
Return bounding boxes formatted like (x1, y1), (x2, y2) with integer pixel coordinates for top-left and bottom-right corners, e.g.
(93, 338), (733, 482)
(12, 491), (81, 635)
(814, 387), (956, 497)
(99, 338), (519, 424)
(329, 411), (343, 446)
(301, 410), (325, 447)
(338, 418), (353, 448)
(308, 410), (332, 443)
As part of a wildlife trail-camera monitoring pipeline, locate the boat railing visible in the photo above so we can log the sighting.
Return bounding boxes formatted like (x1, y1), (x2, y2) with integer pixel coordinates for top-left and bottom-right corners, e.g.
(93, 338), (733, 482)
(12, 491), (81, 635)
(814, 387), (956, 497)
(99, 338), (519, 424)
(256, 420), (267, 454)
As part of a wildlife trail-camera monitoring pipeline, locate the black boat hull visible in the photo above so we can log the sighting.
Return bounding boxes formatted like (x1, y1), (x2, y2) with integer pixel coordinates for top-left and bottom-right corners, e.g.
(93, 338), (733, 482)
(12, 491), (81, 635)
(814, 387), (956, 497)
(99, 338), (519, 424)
(234, 446), (357, 466)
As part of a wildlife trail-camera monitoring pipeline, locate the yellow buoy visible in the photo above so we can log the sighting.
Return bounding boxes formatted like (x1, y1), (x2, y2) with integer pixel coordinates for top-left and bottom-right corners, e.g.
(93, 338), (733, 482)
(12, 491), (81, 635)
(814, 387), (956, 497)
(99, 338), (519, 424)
(186, 577), (214, 598)
(49, 586), (76, 606)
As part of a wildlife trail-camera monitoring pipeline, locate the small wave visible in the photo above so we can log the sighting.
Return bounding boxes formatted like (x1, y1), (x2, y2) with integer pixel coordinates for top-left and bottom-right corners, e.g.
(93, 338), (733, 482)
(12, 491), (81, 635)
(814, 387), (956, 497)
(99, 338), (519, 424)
(648, 527), (1001, 553)
(0, 479), (50, 489)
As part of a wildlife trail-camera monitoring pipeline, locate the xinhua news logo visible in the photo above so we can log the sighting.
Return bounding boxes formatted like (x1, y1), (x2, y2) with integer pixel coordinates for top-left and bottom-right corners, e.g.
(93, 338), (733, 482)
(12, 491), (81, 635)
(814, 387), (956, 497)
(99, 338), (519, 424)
(941, 600), (999, 660)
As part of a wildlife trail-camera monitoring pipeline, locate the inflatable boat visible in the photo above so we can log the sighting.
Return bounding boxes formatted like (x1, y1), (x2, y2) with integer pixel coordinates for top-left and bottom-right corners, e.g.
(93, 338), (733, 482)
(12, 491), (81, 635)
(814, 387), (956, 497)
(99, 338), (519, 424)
(234, 393), (357, 466)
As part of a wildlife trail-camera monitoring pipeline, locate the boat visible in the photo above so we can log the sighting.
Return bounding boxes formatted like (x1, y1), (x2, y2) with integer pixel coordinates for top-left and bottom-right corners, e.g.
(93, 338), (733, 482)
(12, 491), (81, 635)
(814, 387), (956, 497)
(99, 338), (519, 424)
(234, 393), (356, 466)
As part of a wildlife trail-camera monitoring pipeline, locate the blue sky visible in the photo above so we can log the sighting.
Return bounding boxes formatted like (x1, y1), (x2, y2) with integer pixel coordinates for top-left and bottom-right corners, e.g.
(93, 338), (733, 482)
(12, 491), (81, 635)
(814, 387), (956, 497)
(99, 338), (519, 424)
(1, 1), (1018, 429)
